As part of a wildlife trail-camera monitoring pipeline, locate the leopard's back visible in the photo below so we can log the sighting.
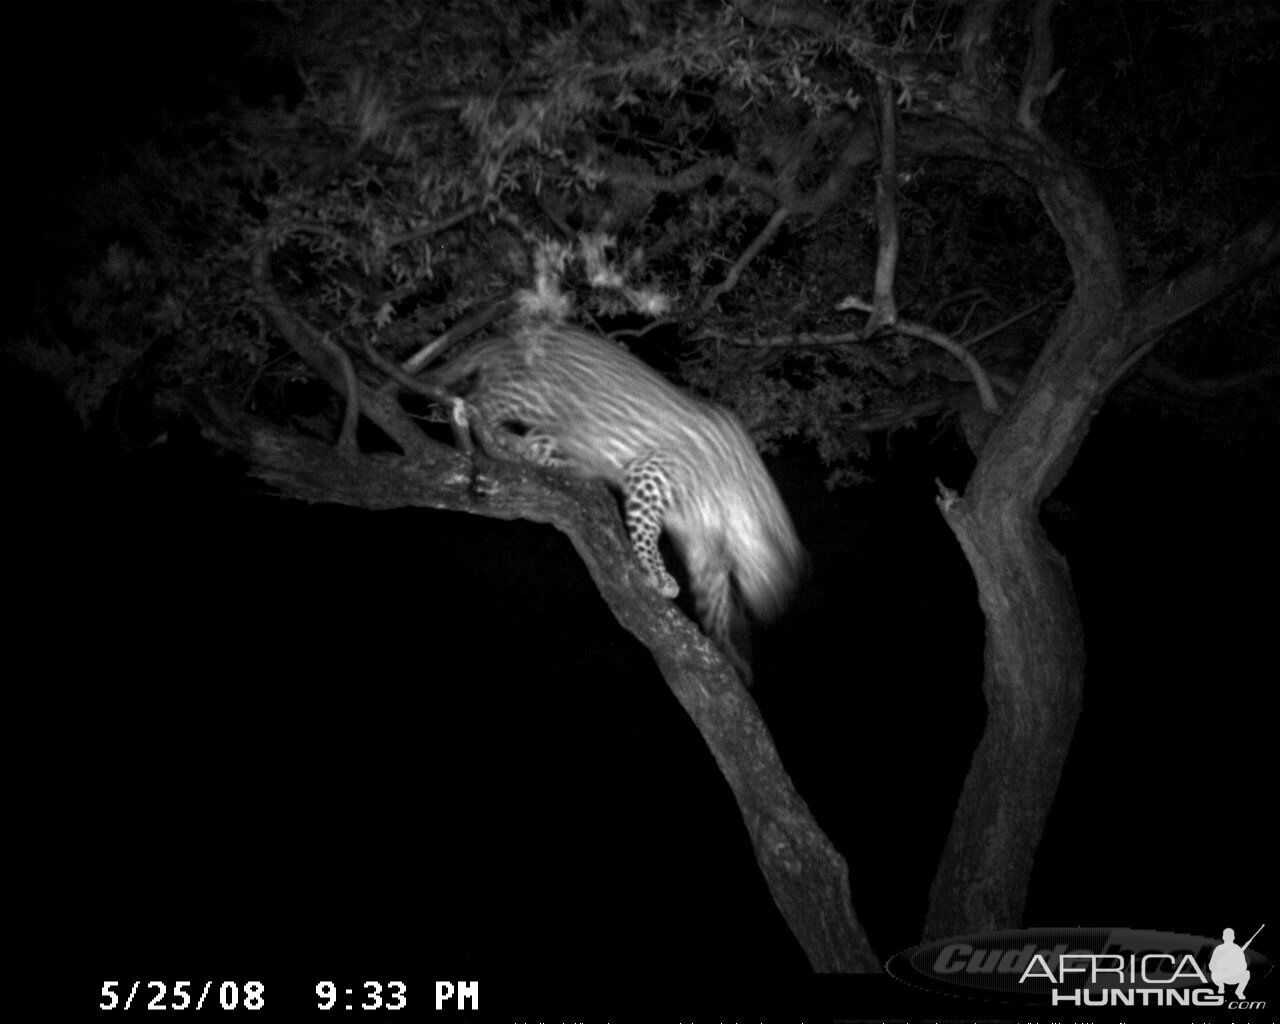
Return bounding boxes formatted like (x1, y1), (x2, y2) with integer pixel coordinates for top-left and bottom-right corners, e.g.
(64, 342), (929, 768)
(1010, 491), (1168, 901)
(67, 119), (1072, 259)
(441, 328), (708, 478)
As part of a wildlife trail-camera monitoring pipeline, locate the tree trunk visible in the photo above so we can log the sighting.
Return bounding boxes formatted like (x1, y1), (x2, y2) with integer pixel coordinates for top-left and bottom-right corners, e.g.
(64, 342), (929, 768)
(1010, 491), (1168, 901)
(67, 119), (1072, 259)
(919, 180), (1278, 938)
(914, 121), (1128, 938)
(926, 491), (1084, 936)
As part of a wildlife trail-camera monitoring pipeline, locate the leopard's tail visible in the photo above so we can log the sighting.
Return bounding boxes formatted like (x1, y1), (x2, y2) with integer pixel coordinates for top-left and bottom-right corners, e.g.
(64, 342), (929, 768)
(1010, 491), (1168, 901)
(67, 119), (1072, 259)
(711, 413), (806, 625)
(683, 540), (755, 685)
(683, 411), (806, 685)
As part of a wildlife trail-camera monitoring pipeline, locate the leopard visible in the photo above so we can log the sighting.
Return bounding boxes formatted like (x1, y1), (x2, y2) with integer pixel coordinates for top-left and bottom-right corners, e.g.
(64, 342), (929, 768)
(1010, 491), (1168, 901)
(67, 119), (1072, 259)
(433, 324), (805, 686)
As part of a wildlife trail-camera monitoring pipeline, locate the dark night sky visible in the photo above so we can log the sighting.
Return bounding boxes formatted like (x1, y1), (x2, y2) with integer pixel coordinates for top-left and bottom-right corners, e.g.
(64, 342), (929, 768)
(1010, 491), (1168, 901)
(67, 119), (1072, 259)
(9, 2), (1274, 1014)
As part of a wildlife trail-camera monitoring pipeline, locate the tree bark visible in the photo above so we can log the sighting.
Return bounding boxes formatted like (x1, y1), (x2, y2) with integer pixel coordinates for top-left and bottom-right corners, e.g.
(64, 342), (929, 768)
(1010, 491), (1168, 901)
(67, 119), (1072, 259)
(925, 300), (1103, 938)
(924, 207), (1278, 939)
(906, 5), (1280, 939)
(893, 64), (1128, 942)
(197, 405), (881, 972)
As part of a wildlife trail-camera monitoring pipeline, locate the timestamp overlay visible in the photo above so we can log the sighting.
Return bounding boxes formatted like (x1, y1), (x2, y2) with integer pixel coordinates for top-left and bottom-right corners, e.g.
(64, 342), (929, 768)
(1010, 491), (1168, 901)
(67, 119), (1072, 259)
(92, 974), (818, 1019)
(93, 975), (725, 1019)
(93, 971), (1009, 1019)
(95, 976), (482, 1017)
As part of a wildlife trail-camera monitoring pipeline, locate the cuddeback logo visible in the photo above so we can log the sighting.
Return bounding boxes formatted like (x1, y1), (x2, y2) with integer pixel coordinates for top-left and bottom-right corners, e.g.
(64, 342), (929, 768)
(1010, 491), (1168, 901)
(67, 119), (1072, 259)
(886, 925), (1270, 1008)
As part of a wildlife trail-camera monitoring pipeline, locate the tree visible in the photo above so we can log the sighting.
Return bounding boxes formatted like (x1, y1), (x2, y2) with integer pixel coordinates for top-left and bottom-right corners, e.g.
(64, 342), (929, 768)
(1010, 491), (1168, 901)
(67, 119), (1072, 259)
(16, 0), (1276, 978)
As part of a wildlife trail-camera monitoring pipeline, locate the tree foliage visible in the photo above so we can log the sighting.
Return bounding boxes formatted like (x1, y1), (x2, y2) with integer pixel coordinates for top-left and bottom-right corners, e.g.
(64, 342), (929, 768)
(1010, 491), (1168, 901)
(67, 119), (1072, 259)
(18, 1), (1275, 467)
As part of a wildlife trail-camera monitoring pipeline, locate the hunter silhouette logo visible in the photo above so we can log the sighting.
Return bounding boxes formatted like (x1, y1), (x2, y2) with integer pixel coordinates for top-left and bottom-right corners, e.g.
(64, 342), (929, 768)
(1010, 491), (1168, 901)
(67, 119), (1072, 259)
(1210, 924), (1263, 999)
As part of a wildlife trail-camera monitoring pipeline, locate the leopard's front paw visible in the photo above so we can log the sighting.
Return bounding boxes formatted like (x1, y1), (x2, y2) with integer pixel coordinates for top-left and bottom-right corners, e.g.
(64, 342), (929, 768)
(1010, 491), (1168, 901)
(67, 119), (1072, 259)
(649, 570), (680, 599)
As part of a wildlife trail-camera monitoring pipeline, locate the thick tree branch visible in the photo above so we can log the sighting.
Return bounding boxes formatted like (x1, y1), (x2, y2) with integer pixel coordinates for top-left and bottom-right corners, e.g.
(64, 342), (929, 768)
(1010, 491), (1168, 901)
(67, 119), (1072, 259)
(195, 411), (879, 973)
(1113, 206), (1280, 382)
